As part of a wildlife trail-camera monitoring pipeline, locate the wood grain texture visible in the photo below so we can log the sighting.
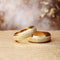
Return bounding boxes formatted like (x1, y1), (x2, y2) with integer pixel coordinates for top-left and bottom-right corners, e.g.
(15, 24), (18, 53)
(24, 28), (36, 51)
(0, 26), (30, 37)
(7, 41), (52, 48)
(0, 30), (60, 60)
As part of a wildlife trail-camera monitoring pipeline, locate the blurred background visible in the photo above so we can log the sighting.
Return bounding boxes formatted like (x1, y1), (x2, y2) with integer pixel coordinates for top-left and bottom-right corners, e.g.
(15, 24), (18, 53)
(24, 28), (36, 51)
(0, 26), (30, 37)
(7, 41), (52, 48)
(0, 0), (60, 30)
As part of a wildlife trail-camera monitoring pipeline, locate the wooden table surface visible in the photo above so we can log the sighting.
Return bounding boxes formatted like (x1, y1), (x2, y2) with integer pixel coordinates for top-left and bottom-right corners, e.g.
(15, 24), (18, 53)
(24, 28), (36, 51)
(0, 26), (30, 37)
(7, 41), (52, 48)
(0, 30), (60, 60)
